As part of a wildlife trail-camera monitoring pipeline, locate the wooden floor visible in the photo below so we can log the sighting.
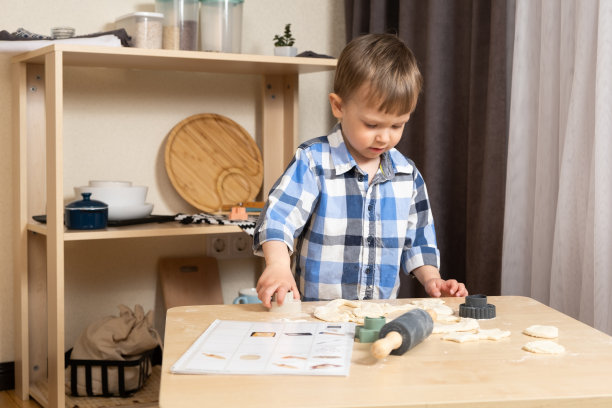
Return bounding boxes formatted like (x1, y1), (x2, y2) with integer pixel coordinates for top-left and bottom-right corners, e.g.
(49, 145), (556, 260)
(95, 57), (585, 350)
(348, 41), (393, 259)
(0, 390), (42, 408)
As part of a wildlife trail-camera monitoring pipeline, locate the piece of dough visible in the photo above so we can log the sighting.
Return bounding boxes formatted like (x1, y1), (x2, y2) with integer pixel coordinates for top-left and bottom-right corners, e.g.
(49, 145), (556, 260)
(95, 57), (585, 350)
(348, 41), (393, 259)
(433, 318), (479, 334)
(411, 299), (454, 316)
(436, 315), (461, 323)
(441, 332), (480, 343)
(313, 299), (356, 322)
(270, 291), (302, 313)
(523, 325), (558, 339)
(441, 328), (510, 343)
(522, 340), (565, 354)
(477, 328), (511, 340)
(411, 298), (445, 307)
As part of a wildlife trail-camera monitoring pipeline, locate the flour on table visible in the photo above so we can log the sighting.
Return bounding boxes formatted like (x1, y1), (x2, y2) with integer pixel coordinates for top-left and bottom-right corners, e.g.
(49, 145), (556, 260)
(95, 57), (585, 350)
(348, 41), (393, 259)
(313, 299), (417, 324)
(441, 328), (510, 343)
(522, 340), (565, 354)
(433, 318), (479, 334)
(523, 325), (558, 339)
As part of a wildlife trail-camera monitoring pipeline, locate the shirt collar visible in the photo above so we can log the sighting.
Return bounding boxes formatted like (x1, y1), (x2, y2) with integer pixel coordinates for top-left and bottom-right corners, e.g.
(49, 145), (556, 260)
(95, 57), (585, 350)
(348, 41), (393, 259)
(327, 124), (414, 178)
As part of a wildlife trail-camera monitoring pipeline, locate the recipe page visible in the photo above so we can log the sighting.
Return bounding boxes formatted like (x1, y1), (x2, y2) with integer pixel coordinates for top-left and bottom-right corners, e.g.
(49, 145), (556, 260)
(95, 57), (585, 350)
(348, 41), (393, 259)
(171, 320), (356, 376)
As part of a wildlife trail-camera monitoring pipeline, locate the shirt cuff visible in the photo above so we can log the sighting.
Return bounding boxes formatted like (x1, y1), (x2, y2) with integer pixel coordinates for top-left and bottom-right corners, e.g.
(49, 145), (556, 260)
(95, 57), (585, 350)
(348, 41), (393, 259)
(403, 245), (440, 274)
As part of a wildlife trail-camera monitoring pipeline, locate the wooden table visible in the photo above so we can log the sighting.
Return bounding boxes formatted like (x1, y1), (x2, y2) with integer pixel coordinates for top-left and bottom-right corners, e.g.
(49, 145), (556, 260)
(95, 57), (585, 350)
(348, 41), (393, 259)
(160, 296), (612, 408)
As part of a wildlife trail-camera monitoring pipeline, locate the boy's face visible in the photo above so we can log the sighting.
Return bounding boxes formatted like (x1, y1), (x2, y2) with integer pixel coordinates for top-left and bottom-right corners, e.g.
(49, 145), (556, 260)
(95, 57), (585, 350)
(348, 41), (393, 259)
(329, 85), (411, 167)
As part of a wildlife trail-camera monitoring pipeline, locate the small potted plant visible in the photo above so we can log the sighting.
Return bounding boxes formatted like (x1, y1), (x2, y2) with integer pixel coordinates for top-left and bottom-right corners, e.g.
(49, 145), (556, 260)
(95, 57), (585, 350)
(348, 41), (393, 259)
(273, 23), (297, 57)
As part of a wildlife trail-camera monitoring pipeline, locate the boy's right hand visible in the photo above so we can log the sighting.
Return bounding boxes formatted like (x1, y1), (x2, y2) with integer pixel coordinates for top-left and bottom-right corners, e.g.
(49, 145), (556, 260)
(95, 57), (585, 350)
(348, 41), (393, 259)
(256, 263), (299, 308)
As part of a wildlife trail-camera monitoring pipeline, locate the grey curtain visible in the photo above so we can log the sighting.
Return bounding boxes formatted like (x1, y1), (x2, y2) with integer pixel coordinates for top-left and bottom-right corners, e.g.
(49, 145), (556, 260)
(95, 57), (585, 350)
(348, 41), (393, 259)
(345, 0), (510, 297)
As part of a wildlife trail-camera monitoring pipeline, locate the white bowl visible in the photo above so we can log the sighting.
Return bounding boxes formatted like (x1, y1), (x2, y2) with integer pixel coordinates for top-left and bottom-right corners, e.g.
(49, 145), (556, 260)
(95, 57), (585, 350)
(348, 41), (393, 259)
(89, 180), (133, 187)
(108, 203), (154, 221)
(75, 185), (147, 206)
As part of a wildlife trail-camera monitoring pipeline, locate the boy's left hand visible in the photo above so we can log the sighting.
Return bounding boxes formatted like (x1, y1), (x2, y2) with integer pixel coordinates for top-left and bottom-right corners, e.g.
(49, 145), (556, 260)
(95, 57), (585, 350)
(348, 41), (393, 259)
(424, 278), (468, 298)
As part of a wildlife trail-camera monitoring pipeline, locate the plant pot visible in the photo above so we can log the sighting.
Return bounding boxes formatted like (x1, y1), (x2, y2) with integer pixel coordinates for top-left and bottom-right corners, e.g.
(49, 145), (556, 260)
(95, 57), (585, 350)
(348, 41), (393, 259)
(274, 46), (297, 57)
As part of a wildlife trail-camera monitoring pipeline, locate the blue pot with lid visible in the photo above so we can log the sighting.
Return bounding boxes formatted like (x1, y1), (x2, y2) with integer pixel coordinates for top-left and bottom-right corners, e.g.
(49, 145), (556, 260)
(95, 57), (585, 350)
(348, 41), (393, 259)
(65, 192), (108, 230)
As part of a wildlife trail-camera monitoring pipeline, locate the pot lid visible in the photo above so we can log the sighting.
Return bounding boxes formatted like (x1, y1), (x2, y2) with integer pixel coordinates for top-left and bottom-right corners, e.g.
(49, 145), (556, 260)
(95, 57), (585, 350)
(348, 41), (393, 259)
(65, 192), (108, 210)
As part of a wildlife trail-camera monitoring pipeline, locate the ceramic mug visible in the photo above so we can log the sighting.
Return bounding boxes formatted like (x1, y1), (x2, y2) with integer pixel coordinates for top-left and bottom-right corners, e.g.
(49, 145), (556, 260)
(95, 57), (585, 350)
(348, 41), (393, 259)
(233, 287), (261, 304)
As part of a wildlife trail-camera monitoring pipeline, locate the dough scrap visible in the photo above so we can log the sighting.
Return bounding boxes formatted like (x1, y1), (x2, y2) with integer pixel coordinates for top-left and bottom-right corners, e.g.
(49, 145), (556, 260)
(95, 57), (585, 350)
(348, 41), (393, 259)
(313, 299), (417, 324)
(436, 315), (461, 323)
(477, 328), (511, 341)
(522, 340), (565, 354)
(441, 332), (480, 343)
(411, 299), (454, 316)
(523, 325), (558, 339)
(312, 299), (356, 322)
(433, 318), (480, 334)
(441, 328), (510, 343)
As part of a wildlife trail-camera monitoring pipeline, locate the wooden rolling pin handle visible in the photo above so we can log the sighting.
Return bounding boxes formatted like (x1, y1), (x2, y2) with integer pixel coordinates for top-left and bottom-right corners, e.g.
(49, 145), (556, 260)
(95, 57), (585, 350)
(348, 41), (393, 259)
(371, 331), (403, 359)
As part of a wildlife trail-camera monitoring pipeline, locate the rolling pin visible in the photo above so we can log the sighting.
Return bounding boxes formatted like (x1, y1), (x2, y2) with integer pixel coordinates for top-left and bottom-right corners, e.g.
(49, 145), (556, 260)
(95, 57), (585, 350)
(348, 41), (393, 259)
(371, 308), (436, 359)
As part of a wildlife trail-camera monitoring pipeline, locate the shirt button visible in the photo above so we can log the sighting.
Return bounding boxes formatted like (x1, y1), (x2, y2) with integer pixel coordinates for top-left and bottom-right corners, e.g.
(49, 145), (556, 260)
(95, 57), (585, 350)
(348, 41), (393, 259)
(358, 175), (364, 182)
(368, 204), (373, 211)
(365, 267), (372, 275)
(367, 236), (374, 246)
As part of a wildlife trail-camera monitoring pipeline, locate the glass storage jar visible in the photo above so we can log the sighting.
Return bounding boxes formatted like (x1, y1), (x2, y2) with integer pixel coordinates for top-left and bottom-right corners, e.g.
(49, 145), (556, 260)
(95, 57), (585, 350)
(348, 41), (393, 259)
(199, 0), (244, 53)
(115, 12), (164, 49)
(155, 0), (200, 50)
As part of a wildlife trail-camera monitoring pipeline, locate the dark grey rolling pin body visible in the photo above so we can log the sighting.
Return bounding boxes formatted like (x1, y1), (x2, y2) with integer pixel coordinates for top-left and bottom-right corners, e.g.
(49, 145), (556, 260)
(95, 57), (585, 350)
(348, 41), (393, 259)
(371, 309), (434, 358)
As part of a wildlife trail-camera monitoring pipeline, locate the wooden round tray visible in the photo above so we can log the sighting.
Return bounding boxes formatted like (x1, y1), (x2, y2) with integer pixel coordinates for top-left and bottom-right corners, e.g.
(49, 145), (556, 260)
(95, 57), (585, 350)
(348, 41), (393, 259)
(164, 113), (263, 212)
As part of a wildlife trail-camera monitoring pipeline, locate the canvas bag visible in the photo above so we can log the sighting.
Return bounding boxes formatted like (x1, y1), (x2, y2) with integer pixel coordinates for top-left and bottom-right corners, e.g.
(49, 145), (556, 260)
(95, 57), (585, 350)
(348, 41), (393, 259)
(65, 304), (162, 396)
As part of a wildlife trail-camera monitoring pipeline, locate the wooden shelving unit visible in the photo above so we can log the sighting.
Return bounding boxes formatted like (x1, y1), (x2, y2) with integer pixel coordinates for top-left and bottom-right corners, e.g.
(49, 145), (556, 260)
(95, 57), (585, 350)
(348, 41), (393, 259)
(11, 44), (336, 408)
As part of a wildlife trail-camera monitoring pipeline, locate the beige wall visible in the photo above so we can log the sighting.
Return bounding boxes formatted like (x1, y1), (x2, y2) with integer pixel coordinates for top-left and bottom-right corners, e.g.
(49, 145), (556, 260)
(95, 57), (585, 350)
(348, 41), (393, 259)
(0, 0), (345, 362)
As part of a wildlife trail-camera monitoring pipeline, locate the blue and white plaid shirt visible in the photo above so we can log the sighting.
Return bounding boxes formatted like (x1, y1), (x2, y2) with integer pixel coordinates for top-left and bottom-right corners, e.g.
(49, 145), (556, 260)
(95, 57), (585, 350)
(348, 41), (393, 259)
(253, 125), (440, 301)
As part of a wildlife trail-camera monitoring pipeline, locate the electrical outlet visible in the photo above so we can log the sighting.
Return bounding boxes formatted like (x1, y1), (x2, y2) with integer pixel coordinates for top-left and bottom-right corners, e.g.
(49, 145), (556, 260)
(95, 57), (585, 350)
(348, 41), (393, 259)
(230, 234), (253, 258)
(206, 235), (230, 258)
(206, 233), (253, 259)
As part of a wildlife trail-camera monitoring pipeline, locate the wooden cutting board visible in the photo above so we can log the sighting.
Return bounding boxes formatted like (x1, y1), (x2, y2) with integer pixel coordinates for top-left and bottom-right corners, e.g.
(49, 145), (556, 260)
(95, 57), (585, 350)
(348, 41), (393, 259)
(159, 256), (224, 308)
(164, 113), (263, 212)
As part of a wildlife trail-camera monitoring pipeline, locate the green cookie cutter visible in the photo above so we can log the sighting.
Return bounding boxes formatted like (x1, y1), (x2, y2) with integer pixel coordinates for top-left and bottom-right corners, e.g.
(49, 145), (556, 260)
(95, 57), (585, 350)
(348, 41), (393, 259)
(355, 316), (386, 343)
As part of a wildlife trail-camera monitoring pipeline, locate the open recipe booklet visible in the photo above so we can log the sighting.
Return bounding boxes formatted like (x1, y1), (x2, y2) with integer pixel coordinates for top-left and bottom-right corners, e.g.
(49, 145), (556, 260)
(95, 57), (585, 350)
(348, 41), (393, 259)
(171, 320), (356, 376)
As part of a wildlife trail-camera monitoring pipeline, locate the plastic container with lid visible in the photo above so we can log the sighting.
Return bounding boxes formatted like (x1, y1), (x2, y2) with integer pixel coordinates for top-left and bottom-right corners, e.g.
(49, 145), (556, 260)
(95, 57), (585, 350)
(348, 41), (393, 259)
(155, 0), (200, 50)
(115, 12), (164, 49)
(199, 0), (244, 53)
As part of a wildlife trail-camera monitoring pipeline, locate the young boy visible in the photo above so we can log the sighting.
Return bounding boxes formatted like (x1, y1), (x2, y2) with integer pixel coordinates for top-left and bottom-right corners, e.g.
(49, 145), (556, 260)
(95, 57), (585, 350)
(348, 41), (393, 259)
(253, 33), (468, 307)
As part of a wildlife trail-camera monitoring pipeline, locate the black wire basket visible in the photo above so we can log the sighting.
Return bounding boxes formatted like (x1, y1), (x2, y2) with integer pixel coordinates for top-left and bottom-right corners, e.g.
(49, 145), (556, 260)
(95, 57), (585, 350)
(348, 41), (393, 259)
(64, 347), (157, 398)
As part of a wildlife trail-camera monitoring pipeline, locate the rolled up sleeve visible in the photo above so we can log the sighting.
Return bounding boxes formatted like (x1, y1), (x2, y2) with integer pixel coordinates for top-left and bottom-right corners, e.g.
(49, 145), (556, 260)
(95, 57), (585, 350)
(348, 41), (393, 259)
(253, 148), (320, 256)
(402, 168), (440, 273)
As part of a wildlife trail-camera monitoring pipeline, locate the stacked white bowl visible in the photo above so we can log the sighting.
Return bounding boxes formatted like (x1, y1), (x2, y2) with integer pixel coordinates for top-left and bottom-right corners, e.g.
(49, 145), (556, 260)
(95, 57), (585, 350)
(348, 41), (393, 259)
(74, 180), (153, 221)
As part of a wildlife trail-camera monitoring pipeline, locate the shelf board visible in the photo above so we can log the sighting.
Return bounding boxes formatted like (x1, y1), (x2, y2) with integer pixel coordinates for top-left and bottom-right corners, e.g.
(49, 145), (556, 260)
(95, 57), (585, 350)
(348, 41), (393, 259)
(27, 221), (242, 241)
(11, 44), (337, 75)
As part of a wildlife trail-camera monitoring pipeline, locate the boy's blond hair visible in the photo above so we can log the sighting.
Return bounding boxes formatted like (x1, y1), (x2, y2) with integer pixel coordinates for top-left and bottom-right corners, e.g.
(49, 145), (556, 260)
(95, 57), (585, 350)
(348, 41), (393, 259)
(334, 33), (423, 115)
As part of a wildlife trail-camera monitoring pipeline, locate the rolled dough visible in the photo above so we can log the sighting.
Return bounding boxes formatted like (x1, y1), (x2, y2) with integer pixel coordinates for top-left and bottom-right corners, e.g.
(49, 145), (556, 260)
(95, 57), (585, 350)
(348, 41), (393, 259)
(523, 325), (559, 339)
(522, 340), (565, 354)
(313, 299), (417, 324)
(313, 298), (456, 324)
